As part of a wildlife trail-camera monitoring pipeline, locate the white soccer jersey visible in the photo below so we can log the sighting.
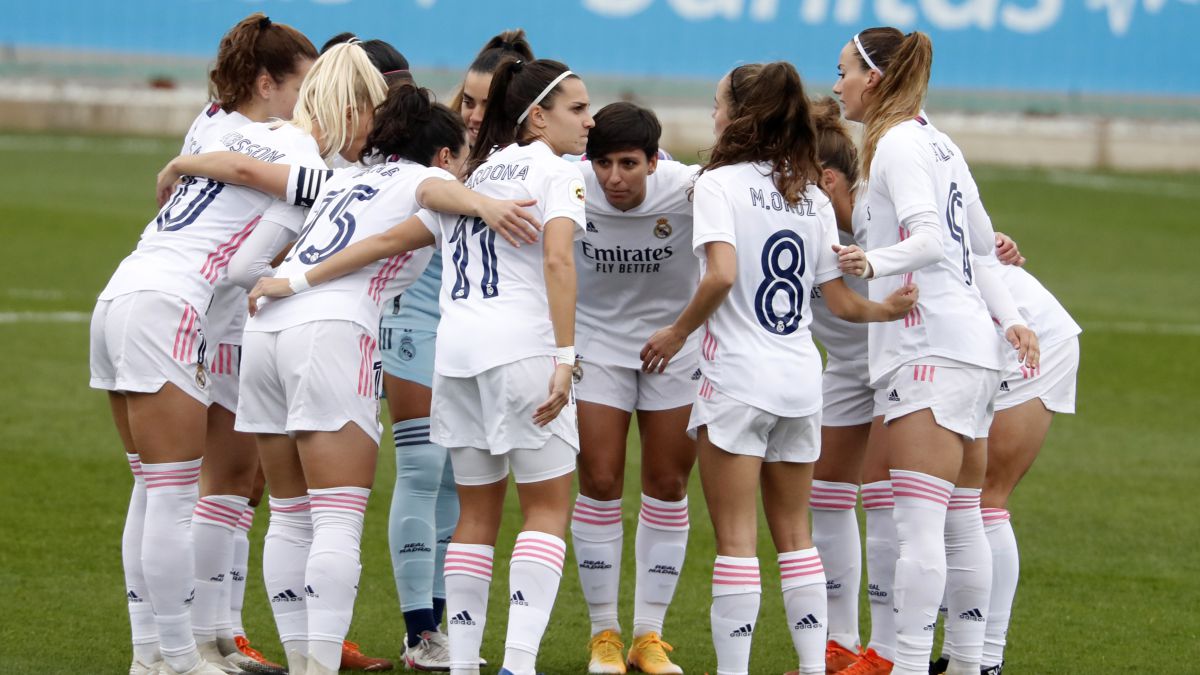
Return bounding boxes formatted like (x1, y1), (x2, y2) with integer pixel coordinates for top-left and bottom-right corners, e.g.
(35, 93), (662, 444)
(692, 164), (841, 417)
(975, 255), (1081, 348)
(99, 122), (319, 313)
(810, 227), (869, 364)
(181, 102), (248, 156)
(857, 116), (1003, 386)
(418, 140), (587, 378)
(249, 159), (445, 334)
(576, 160), (699, 368)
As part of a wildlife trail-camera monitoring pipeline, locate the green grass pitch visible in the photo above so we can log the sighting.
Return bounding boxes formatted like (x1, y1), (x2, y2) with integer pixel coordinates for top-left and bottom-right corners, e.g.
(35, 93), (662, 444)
(0, 133), (1198, 674)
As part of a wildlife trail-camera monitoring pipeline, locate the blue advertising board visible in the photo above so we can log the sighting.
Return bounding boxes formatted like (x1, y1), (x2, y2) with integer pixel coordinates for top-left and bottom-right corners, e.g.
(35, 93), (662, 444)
(4, 0), (1198, 95)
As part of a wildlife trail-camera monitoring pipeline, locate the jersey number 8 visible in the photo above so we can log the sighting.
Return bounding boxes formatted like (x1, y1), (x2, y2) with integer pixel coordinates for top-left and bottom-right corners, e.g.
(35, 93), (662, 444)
(754, 230), (806, 336)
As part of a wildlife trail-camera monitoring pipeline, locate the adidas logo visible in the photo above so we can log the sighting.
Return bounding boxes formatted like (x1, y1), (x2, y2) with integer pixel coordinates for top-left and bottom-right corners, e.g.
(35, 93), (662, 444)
(887, 389), (900, 402)
(209, 572), (225, 583)
(399, 542), (432, 554)
(959, 608), (986, 622)
(826, 580), (842, 590)
(510, 590), (529, 606)
(271, 589), (303, 603)
(579, 559), (613, 570)
(450, 611), (476, 626)
(127, 590), (143, 603)
(999, 381), (1010, 392)
(649, 564), (679, 576)
(868, 583), (888, 599)
(922, 621), (937, 632)
(183, 589), (195, 606)
(793, 613), (822, 630)
(586, 221), (599, 233)
(438, 535), (453, 545)
(691, 368), (702, 381)
(729, 623), (754, 638)
(304, 584), (318, 599)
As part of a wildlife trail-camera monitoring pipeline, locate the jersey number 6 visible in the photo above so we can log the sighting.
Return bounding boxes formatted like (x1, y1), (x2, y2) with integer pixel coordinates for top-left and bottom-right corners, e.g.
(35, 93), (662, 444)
(754, 230), (806, 336)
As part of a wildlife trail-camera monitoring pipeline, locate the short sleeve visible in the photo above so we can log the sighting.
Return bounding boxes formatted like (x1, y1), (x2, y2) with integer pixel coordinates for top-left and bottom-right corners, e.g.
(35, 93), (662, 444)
(261, 199), (309, 236)
(540, 162), (587, 234)
(286, 164), (336, 208)
(876, 130), (938, 222)
(417, 166), (457, 184)
(691, 172), (736, 256)
(414, 208), (443, 246)
(659, 160), (700, 212)
(812, 196), (843, 286)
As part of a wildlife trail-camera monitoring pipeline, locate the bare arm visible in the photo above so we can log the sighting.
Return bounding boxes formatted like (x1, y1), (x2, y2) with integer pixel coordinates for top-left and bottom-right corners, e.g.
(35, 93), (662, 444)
(640, 241), (737, 373)
(157, 152), (291, 205)
(819, 277), (918, 323)
(417, 178), (542, 247)
(532, 217), (578, 426)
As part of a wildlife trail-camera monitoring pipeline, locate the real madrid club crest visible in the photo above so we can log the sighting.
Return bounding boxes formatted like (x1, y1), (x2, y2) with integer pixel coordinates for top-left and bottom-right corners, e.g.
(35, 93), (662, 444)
(399, 335), (416, 361)
(572, 356), (584, 384)
(570, 178), (586, 206)
(653, 217), (672, 239)
(195, 364), (208, 389)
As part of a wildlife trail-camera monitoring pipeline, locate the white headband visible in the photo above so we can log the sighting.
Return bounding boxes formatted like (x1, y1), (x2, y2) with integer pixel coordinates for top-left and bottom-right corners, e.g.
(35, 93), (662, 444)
(517, 70), (575, 125)
(853, 34), (883, 74)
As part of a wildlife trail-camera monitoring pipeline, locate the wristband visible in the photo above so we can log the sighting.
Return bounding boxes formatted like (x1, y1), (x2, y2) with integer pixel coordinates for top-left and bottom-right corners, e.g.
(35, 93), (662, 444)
(554, 346), (576, 366)
(288, 273), (311, 294)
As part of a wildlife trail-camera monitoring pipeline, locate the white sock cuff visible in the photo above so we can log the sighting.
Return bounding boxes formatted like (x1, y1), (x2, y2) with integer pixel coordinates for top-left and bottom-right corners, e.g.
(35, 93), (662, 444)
(269, 495), (312, 529)
(141, 458), (202, 490)
(860, 480), (894, 510)
(890, 470), (953, 511)
(810, 480), (859, 510)
(445, 543), (494, 581)
(981, 508), (1011, 529)
(237, 505), (256, 533)
(308, 486), (370, 516)
(194, 494), (250, 530)
(512, 531), (566, 575)
(713, 555), (760, 596)
(948, 487), (982, 511)
(639, 493), (689, 531)
(778, 548), (825, 591)
(572, 495), (623, 538)
(126, 453), (145, 484)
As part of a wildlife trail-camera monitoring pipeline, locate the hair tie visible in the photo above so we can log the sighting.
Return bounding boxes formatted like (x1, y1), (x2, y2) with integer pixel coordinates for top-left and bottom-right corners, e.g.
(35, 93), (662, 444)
(517, 70), (574, 125)
(382, 68), (410, 77)
(729, 65), (743, 105)
(346, 36), (362, 45)
(257, 16), (272, 30)
(853, 33), (883, 74)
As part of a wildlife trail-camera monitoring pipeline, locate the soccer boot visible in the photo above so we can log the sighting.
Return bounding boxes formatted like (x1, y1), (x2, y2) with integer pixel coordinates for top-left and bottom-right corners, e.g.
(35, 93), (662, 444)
(129, 658), (162, 675)
(342, 640), (395, 671)
(980, 664), (1003, 675)
(160, 658), (237, 675)
(627, 632), (682, 674)
(826, 641), (862, 674)
(403, 630), (451, 671)
(225, 636), (286, 675)
(833, 647), (894, 675)
(929, 656), (948, 674)
(196, 641), (241, 674)
(588, 629), (628, 674)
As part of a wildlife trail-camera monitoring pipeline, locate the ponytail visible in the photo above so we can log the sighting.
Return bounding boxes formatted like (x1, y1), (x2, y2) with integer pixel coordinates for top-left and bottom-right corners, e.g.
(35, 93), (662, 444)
(467, 58), (576, 171)
(811, 96), (859, 186)
(854, 28), (933, 174)
(209, 13), (317, 113)
(450, 29), (537, 118)
(365, 84), (467, 165)
(700, 61), (821, 205)
(288, 42), (388, 162)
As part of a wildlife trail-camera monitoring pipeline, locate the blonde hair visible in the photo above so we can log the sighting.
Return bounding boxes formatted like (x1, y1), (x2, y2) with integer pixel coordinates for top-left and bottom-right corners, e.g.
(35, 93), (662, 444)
(854, 28), (933, 175)
(288, 42), (387, 161)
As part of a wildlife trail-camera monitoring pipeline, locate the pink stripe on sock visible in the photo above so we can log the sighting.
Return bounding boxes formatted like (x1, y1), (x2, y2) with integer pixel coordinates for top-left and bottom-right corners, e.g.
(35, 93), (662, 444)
(198, 498), (244, 519)
(270, 502), (311, 513)
(574, 502), (622, 515)
(640, 501), (688, 516)
(513, 542), (566, 561)
(891, 477), (952, 501)
(572, 514), (623, 526)
(638, 511), (689, 529)
(512, 550), (564, 570)
(194, 504), (240, 527)
(981, 508), (1011, 524)
(714, 562), (759, 571)
(444, 558), (493, 575)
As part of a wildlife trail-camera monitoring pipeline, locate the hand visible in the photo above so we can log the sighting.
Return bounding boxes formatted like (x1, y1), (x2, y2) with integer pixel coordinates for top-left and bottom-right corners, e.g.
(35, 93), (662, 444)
(881, 283), (919, 321)
(478, 197), (541, 247)
(533, 363), (574, 426)
(640, 325), (688, 374)
(995, 232), (1026, 266)
(1005, 324), (1040, 369)
(246, 276), (293, 316)
(833, 244), (871, 278)
(156, 159), (184, 207)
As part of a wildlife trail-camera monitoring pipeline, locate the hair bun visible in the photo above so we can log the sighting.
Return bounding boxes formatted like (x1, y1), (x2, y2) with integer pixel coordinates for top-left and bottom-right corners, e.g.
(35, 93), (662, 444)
(257, 16), (272, 30)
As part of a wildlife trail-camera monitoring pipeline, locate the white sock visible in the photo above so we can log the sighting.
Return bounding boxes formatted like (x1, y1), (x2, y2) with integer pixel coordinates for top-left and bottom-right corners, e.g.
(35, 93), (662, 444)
(228, 506), (254, 640)
(711, 555), (760, 675)
(306, 487), (370, 671)
(634, 494), (689, 638)
(570, 495), (623, 636)
(191, 494), (249, 643)
(942, 488), (991, 673)
(890, 469), (953, 675)
(810, 480), (861, 652)
(444, 543), (494, 675)
(861, 480), (898, 663)
(503, 531), (566, 675)
(264, 495), (312, 660)
(779, 549), (828, 675)
(142, 459), (203, 673)
(123, 454), (160, 664)
(981, 508), (1017, 669)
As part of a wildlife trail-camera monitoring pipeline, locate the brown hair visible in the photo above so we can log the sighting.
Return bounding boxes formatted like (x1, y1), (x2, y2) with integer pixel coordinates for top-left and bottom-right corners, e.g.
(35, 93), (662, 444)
(449, 29), (536, 113)
(467, 58), (578, 171)
(700, 62), (821, 205)
(852, 27), (933, 174)
(208, 13), (317, 113)
(811, 96), (859, 186)
(364, 84), (467, 165)
(586, 101), (661, 160)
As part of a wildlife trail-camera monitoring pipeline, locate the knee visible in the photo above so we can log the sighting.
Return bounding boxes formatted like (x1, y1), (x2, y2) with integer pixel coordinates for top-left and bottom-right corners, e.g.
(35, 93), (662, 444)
(579, 472), (624, 501)
(642, 474), (688, 502)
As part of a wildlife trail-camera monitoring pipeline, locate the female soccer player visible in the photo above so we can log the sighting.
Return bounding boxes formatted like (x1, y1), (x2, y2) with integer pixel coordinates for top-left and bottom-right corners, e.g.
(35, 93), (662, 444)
(94, 13), (315, 675)
(568, 101), (698, 675)
(641, 62), (916, 675)
(380, 30), (535, 671)
(250, 57), (592, 675)
(829, 28), (1036, 675)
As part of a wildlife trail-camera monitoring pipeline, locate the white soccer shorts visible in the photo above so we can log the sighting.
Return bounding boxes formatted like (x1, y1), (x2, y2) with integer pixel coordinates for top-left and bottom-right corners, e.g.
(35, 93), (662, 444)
(235, 320), (383, 441)
(821, 356), (874, 427)
(573, 352), (701, 412)
(875, 363), (1002, 439)
(89, 291), (210, 405)
(687, 378), (821, 463)
(995, 336), (1079, 414)
(449, 436), (577, 486)
(207, 342), (242, 413)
